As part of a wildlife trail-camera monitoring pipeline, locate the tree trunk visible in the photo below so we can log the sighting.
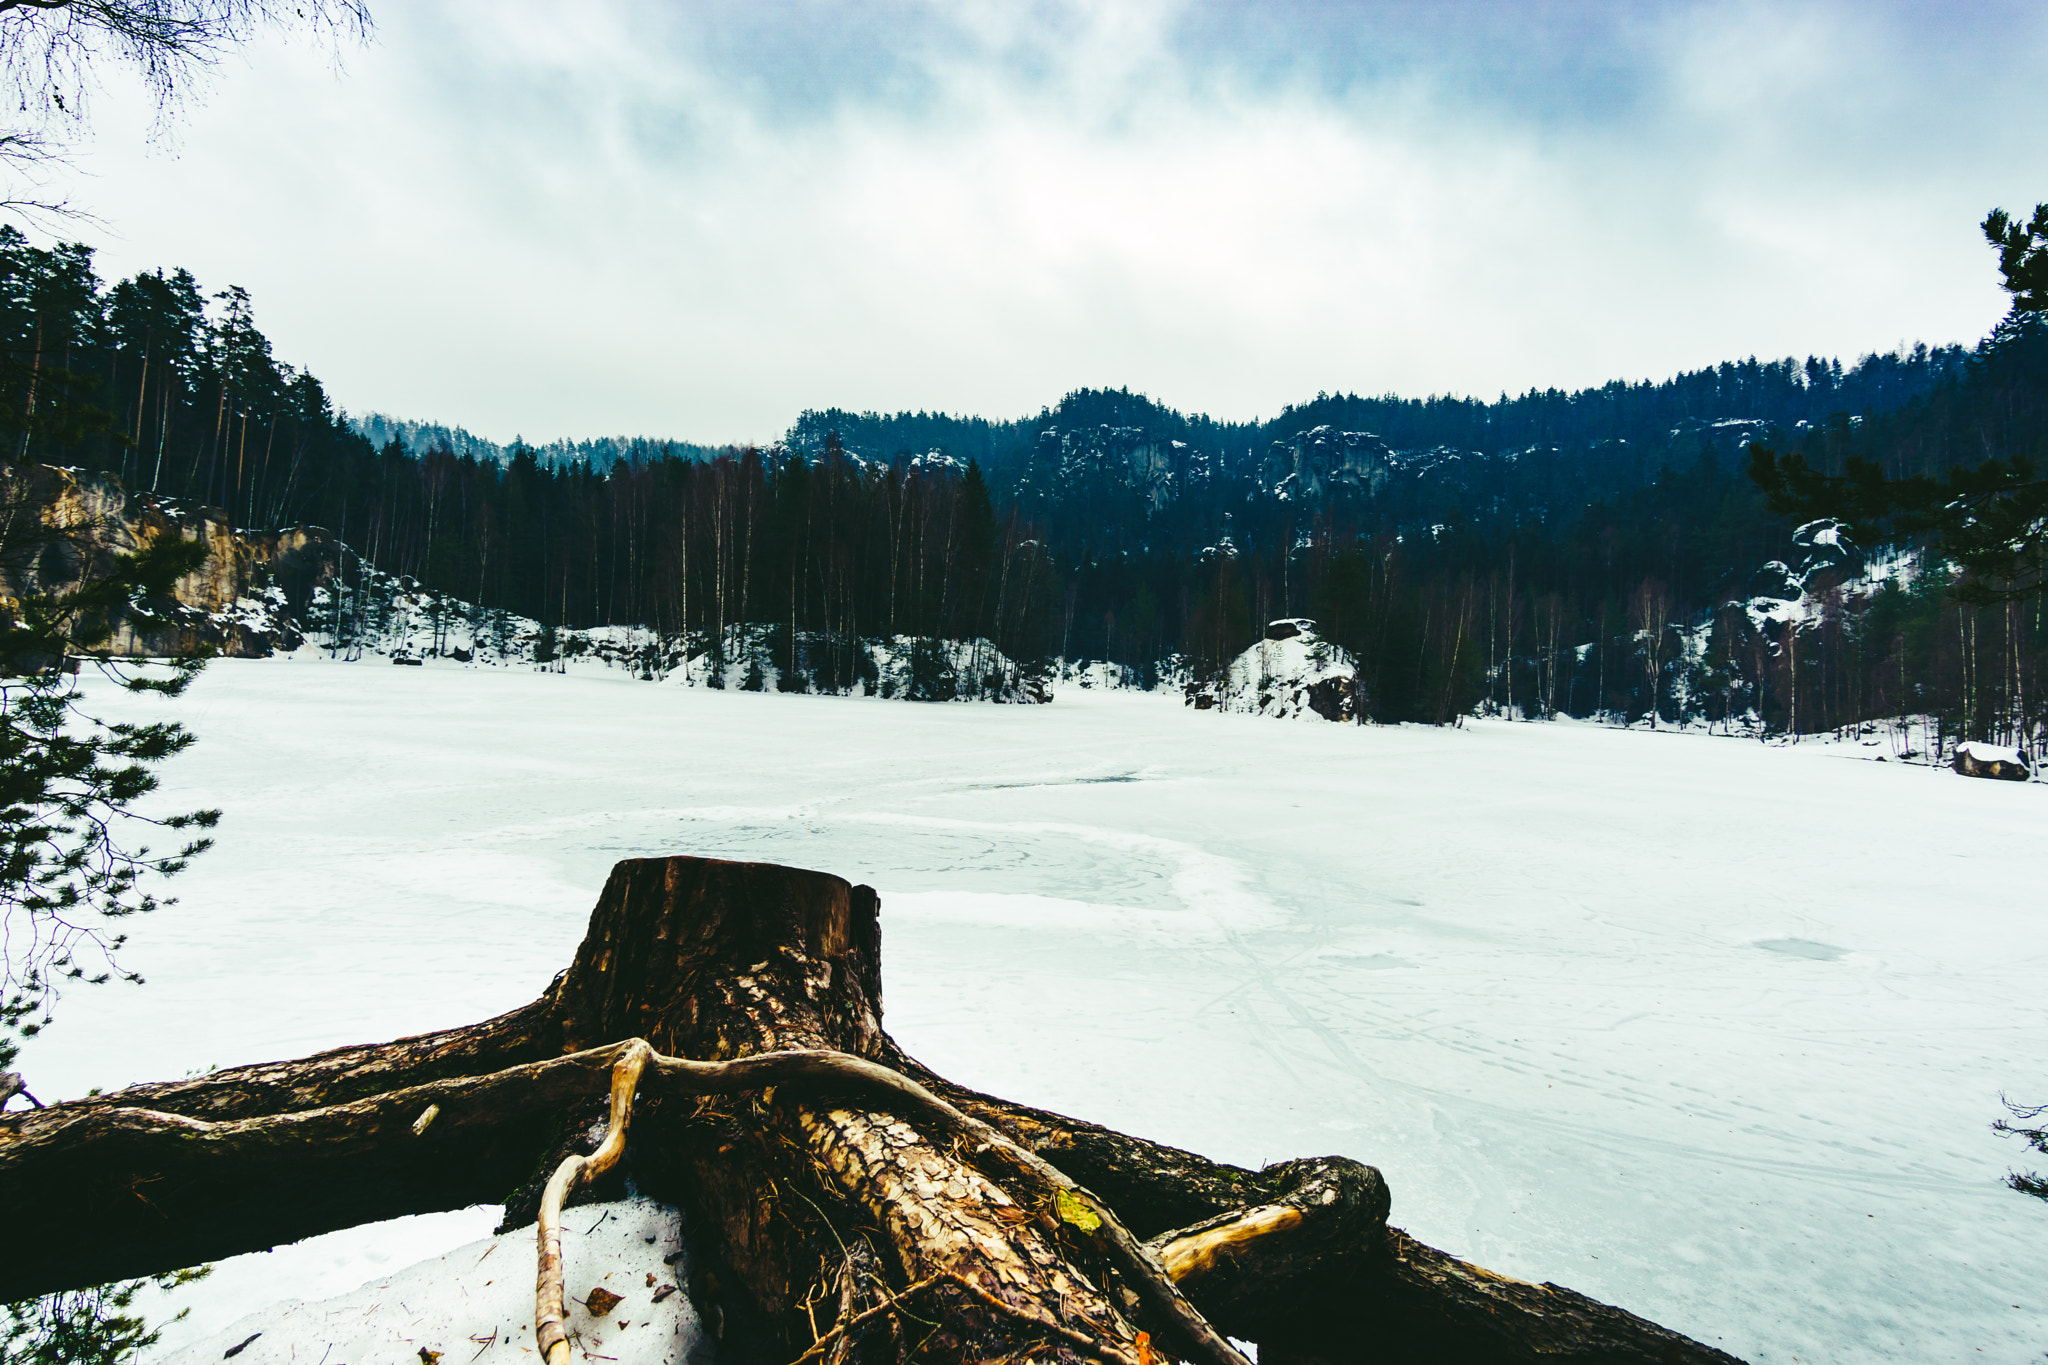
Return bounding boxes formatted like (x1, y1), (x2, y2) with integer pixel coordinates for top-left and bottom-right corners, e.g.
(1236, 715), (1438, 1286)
(0, 857), (1744, 1365)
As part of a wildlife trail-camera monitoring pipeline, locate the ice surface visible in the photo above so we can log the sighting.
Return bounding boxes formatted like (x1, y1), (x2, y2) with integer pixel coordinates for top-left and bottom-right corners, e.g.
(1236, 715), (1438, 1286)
(1752, 938), (1847, 962)
(18, 655), (2048, 1363)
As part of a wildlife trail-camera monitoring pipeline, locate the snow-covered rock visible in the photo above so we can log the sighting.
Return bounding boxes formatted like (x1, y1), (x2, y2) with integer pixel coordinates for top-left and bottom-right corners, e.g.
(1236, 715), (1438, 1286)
(1953, 741), (2031, 781)
(1743, 560), (1804, 602)
(1188, 619), (1356, 721)
(1789, 517), (1861, 580)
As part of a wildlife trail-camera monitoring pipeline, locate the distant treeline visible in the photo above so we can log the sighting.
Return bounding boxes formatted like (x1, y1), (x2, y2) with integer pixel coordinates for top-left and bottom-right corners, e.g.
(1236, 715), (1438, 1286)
(791, 345), (1969, 487)
(3, 224), (2041, 747)
(349, 413), (730, 473)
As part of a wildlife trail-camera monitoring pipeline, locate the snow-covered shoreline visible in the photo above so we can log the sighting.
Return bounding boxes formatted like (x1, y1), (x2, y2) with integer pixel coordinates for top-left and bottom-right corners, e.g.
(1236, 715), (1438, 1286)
(17, 656), (2047, 1363)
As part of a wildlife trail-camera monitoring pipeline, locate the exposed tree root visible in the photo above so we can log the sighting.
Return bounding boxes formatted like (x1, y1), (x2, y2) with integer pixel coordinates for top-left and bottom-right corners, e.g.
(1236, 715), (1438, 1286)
(536, 1042), (650, 1365)
(786, 1272), (1127, 1365)
(527, 1038), (1246, 1365)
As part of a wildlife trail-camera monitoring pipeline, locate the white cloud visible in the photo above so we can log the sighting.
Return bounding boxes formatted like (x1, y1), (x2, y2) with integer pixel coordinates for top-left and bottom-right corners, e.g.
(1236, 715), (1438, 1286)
(40, 0), (2046, 444)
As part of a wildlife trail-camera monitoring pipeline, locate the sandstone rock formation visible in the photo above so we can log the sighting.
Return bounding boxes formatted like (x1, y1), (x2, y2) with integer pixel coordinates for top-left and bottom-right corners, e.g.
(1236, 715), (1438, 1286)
(0, 462), (339, 659)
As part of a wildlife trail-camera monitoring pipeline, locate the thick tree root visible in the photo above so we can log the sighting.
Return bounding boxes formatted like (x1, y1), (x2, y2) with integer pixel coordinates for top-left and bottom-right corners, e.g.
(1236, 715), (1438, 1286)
(524, 1039), (1246, 1365)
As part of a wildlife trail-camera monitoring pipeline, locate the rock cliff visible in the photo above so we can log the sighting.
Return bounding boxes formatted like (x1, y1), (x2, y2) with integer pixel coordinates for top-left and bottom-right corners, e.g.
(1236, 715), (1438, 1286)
(0, 463), (338, 659)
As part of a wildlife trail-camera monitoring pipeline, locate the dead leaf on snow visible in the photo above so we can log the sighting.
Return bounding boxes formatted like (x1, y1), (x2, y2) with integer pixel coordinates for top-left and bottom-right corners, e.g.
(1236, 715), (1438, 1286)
(582, 1287), (623, 1317)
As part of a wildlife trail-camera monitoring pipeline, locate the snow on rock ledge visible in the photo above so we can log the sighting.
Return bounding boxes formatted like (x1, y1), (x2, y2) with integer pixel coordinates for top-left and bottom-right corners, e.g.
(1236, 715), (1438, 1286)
(159, 1199), (709, 1365)
(1186, 619), (1356, 722)
(1953, 741), (2032, 782)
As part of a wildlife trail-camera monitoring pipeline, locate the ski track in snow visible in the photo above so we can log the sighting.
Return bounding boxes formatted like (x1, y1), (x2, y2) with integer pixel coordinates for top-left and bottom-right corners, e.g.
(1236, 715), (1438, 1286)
(15, 653), (2048, 1364)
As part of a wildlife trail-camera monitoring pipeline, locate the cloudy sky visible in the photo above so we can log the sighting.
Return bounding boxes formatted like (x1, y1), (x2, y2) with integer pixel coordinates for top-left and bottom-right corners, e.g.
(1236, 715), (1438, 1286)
(39, 0), (2048, 444)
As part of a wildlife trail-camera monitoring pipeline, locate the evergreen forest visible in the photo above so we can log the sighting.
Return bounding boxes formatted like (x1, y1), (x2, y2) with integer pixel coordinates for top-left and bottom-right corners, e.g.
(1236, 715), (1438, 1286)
(4, 224), (2043, 750)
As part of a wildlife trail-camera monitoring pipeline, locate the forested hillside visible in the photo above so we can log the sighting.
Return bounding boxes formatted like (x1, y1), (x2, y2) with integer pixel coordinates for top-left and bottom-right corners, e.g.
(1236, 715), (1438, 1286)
(4, 223), (2040, 749)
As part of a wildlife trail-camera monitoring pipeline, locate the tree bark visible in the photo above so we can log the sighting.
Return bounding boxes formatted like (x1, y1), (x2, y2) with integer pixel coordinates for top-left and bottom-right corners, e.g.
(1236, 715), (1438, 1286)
(0, 856), (1744, 1364)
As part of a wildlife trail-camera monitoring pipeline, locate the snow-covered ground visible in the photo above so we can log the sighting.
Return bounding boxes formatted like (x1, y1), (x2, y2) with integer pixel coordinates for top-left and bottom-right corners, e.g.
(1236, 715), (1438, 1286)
(22, 654), (2048, 1364)
(159, 1199), (707, 1365)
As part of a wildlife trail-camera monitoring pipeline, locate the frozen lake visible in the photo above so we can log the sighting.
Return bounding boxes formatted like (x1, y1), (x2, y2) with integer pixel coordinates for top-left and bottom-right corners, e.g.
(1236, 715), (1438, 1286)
(28, 655), (2048, 1363)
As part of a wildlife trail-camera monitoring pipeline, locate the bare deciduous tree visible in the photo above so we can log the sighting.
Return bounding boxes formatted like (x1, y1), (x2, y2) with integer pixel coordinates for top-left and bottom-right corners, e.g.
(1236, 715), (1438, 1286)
(1, 0), (370, 130)
(0, 0), (371, 218)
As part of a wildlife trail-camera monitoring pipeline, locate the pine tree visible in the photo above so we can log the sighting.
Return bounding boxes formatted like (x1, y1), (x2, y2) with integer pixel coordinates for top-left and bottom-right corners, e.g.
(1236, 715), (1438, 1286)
(0, 486), (218, 1072)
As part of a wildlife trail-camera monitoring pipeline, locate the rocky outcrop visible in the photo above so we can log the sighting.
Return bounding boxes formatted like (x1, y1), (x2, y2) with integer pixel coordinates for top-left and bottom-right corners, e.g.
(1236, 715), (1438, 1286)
(1743, 560), (1804, 602)
(1027, 425), (1190, 513)
(1263, 426), (1391, 501)
(0, 463), (339, 659)
(1187, 619), (1357, 723)
(1953, 742), (2032, 781)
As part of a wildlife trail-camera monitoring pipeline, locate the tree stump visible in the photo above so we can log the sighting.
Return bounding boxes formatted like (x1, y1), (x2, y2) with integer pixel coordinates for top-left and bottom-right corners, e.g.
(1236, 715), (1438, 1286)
(0, 856), (1745, 1364)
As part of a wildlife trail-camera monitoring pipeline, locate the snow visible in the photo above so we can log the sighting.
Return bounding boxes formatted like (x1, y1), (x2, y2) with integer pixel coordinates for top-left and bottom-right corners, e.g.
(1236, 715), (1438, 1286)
(286, 568), (1046, 701)
(1792, 519), (1844, 550)
(1053, 658), (1144, 690)
(158, 1198), (707, 1365)
(16, 657), (2048, 1364)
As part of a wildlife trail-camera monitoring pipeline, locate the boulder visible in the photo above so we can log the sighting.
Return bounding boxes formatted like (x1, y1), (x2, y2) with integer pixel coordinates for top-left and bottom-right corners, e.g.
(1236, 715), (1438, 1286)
(1953, 742), (2031, 781)
(1744, 561), (1803, 602)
